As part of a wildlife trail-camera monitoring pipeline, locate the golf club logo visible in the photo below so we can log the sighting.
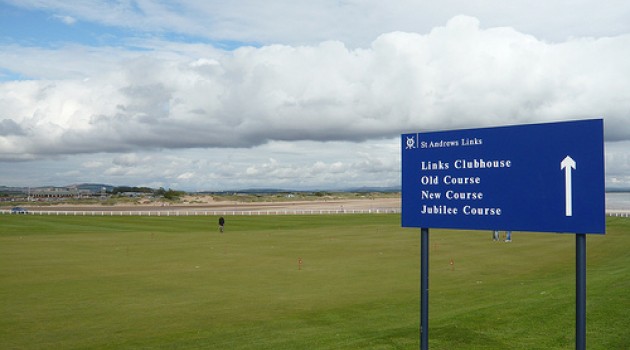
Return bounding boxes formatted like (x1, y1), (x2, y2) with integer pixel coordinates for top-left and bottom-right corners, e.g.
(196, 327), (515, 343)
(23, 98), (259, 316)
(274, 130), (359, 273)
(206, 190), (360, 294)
(406, 136), (416, 150)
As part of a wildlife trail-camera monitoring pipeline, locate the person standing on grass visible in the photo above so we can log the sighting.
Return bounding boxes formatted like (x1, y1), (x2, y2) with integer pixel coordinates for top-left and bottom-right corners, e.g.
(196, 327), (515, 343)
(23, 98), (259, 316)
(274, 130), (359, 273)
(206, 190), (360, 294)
(218, 216), (225, 233)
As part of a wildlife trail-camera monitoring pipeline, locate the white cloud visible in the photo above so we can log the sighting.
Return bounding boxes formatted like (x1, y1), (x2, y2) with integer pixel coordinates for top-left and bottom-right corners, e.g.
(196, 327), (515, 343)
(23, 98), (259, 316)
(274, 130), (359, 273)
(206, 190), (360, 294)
(177, 172), (195, 180)
(81, 160), (102, 168)
(2, 15), (630, 164)
(52, 14), (77, 25)
(9, 0), (630, 46)
(8, 140), (394, 191)
(1, 4), (630, 190)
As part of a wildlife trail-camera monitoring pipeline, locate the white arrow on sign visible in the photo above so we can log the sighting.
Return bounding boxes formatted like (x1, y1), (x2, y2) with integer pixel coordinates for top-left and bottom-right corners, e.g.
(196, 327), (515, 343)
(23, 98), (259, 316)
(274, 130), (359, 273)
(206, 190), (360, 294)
(561, 156), (576, 216)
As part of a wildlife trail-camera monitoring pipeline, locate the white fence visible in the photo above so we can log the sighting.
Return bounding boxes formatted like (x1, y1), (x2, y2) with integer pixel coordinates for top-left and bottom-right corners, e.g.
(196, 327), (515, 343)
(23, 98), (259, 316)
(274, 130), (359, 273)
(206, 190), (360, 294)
(2, 209), (629, 217)
(1, 208), (402, 216)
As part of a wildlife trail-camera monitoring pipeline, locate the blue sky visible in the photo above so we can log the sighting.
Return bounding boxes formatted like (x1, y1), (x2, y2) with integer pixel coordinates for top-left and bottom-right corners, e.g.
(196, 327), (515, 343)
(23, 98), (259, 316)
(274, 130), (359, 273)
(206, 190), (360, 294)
(2, 5), (134, 49)
(0, 2), (251, 54)
(1, 0), (630, 191)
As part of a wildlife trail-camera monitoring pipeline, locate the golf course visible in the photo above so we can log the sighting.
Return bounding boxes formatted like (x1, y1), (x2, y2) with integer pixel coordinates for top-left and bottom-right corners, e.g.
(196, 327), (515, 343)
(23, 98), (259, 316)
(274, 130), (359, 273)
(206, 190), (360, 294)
(1, 214), (628, 349)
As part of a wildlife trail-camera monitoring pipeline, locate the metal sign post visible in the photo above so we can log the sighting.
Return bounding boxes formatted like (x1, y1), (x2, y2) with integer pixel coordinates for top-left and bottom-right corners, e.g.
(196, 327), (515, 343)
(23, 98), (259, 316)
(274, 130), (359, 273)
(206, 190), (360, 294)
(420, 228), (429, 350)
(576, 234), (586, 350)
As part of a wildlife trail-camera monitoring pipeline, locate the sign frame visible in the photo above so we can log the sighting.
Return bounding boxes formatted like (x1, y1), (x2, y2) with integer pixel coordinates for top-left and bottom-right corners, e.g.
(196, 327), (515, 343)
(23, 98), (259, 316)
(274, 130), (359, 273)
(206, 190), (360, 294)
(401, 119), (605, 234)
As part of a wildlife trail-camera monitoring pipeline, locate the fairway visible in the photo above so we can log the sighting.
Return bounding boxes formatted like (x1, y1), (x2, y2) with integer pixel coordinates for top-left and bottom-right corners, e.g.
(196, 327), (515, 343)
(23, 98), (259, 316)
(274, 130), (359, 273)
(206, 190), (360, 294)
(1, 214), (628, 349)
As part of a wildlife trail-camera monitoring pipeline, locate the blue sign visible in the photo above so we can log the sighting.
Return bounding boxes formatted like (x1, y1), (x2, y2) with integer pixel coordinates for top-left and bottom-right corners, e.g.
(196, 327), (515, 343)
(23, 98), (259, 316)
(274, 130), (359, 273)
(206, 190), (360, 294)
(402, 119), (605, 234)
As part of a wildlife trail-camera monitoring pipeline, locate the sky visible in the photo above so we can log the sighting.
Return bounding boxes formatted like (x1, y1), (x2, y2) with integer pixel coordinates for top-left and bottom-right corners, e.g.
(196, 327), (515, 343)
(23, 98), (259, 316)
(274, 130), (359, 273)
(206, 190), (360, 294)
(1, 0), (630, 191)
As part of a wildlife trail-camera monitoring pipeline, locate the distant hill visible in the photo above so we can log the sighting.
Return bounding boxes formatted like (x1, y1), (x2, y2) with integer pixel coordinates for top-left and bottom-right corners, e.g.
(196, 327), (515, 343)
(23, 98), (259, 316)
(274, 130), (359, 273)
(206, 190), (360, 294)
(0, 186), (24, 195)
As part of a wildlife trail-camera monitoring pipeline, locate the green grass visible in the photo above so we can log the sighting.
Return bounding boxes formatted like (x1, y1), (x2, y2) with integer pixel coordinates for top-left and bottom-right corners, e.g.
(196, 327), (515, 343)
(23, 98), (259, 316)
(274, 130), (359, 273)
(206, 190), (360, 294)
(0, 214), (628, 349)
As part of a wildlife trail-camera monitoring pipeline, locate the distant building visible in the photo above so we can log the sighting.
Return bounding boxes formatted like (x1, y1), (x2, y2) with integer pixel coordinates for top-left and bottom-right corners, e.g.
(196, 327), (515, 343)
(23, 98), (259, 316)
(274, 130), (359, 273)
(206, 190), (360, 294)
(30, 186), (91, 200)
